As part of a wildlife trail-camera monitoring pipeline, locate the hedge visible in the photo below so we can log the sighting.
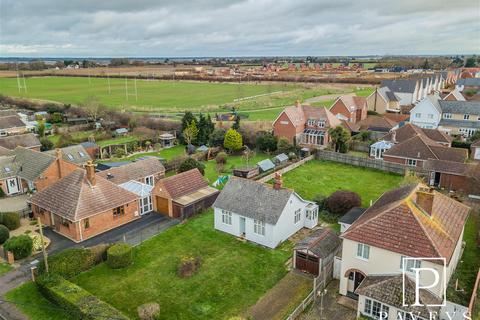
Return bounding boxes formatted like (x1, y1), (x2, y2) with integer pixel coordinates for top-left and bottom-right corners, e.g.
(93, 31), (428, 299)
(0, 212), (20, 230)
(0, 224), (9, 244)
(37, 273), (129, 320)
(107, 243), (133, 269)
(38, 248), (96, 279)
(3, 235), (33, 259)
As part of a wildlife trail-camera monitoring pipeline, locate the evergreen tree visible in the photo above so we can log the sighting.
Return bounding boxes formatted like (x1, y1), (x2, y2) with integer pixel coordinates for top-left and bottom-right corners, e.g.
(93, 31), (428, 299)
(328, 126), (350, 153)
(180, 112), (197, 144)
(197, 114), (208, 145)
(232, 115), (240, 130)
(224, 129), (243, 152)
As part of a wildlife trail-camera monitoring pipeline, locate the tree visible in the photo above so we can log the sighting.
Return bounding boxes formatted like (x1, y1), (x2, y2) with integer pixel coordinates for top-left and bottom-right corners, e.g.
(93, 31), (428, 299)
(82, 96), (104, 122)
(224, 129), (243, 152)
(465, 56), (477, 68)
(209, 128), (226, 147)
(180, 112), (197, 144)
(178, 158), (205, 175)
(197, 114), (208, 145)
(277, 137), (293, 154)
(40, 137), (54, 151)
(37, 120), (46, 137)
(469, 130), (480, 143)
(326, 191), (361, 215)
(50, 112), (63, 123)
(328, 125), (350, 153)
(183, 120), (199, 145)
(421, 59), (430, 70)
(232, 115), (241, 130)
(256, 132), (278, 153)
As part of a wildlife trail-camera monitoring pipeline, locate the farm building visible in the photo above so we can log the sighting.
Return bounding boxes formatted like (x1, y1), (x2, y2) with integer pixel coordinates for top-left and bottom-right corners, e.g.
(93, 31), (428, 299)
(293, 228), (342, 277)
(153, 169), (219, 220)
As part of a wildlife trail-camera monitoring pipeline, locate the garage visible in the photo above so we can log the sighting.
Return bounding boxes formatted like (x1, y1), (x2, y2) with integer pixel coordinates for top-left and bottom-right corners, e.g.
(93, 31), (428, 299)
(295, 251), (320, 276)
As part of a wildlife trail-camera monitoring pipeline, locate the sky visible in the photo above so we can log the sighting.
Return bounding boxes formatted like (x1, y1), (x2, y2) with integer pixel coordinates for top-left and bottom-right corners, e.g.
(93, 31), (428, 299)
(0, 0), (479, 57)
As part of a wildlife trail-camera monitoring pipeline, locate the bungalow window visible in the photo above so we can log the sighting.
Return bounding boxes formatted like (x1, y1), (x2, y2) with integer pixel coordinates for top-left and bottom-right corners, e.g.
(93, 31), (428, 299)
(400, 256), (421, 272)
(443, 113), (452, 119)
(294, 208), (301, 223)
(406, 159), (417, 167)
(84, 218), (90, 229)
(415, 113), (421, 118)
(60, 218), (70, 228)
(113, 206), (125, 218)
(364, 298), (372, 314)
(145, 175), (154, 186)
(363, 298), (389, 319)
(222, 210), (232, 225)
(357, 243), (370, 260)
(464, 114), (470, 120)
(254, 219), (265, 236)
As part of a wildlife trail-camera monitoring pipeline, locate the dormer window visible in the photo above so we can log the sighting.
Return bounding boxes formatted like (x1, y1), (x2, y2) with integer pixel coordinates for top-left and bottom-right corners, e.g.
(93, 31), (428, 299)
(307, 119), (315, 126)
(317, 120), (325, 128)
(443, 113), (452, 119)
(78, 151), (86, 158)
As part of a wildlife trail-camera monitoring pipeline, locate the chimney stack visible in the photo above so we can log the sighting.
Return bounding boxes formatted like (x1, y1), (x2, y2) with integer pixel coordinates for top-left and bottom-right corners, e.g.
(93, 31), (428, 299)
(295, 100), (301, 109)
(416, 189), (434, 216)
(85, 160), (96, 186)
(55, 148), (63, 178)
(273, 172), (283, 190)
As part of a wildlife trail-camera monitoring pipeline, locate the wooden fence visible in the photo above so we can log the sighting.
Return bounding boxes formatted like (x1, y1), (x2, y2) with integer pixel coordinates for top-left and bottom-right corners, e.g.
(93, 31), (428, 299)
(315, 150), (408, 175)
(256, 155), (315, 183)
(468, 268), (480, 317)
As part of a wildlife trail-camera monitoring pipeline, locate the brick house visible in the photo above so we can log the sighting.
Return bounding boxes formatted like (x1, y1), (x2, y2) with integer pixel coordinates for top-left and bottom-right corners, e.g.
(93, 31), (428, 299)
(329, 96), (367, 124)
(0, 147), (78, 196)
(97, 157), (165, 186)
(273, 101), (342, 148)
(30, 162), (140, 242)
(153, 169), (219, 220)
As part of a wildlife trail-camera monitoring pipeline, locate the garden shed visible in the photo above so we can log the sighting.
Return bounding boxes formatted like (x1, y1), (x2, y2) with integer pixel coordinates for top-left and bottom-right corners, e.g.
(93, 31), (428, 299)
(233, 167), (259, 179)
(273, 153), (289, 165)
(257, 159), (275, 172)
(293, 228), (341, 277)
(159, 133), (175, 148)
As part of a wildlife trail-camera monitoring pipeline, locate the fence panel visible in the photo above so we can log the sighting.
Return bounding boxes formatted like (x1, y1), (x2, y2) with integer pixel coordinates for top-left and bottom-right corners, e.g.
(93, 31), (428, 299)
(256, 155), (314, 183)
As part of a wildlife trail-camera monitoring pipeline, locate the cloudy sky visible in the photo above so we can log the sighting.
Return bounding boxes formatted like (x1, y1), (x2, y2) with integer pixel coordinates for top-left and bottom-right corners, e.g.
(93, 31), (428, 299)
(0, 0), (479, 57)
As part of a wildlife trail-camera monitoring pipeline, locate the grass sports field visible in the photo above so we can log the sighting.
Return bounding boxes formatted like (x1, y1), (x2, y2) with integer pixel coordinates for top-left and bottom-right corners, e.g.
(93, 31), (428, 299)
(0, 76), (297, 112)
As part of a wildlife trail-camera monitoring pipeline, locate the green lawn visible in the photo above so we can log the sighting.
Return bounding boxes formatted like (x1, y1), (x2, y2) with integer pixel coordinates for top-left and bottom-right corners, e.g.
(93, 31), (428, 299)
(202, 152), (270, 184)
(96, 135), (139, 147)
(72, 211), (291, 320)
(447, 211), (480, 306)
(310, 99), (335, 108)
(281, 160), (403, 207)
(5, 282), (71, 320)
(0, 77), (296, 113)
(354, 87), (375, 97)
(0, 262), (13, 276)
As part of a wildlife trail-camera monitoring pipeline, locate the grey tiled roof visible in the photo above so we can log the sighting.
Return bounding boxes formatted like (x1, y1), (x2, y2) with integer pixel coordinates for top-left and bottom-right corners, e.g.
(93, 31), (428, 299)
(213, 177), (294, 225)
(46, 145), (92, 165)
(0, 133), (41, 150)
(0, 156), (19, 179)
(381, 79), (418, 93)
(439, 119), (480, 129)
(456, 78), (480, 86)
(9, 147), (56, 181)
(438, 100), (480, 114)
(339, 207), (365, 225)
(294, 228), (341, 258)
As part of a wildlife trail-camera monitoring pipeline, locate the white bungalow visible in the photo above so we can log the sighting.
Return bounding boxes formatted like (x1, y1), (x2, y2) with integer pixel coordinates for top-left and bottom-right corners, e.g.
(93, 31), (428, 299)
(213, 175), (318, 249)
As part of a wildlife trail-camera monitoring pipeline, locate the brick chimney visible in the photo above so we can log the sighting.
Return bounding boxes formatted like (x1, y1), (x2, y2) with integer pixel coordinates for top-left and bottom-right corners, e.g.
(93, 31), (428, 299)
(273, 172), (283, 190)
(55, 148), (63, 178)
(416, 189), (434, 216)
(85, 161), (96, 186)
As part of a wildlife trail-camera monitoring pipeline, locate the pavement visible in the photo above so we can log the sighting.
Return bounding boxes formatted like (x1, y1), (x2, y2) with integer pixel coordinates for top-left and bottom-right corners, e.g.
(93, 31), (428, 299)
(0, 195), (30, 213)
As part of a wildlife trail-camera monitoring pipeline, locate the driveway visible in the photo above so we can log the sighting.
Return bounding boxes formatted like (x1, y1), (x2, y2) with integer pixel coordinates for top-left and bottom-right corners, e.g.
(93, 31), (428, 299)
(0, 194), (29, 212)
(43, 212), (179, 254)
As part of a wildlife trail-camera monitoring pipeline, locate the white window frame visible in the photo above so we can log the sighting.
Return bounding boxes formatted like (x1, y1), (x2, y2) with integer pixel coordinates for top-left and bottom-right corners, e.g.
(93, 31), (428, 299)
(78, 151), (86, 158)
(356, 243), (370, 260)
(317, 120), (325, 128)
(254, 219), (265, 236)
(67, 153), (74, 160)
(400, 256), (421, 272)
(307, 119), (315, 126)
(427, 114), (433, 119)
(145, 175), (154, 186)
(363, 298), (389, 320)
(415, 113), (421, 118)
(294, 208), (302, 224)
(406, 159), (417, 167)
(443, 113), (452, 119)
(221, 210), (232, 225)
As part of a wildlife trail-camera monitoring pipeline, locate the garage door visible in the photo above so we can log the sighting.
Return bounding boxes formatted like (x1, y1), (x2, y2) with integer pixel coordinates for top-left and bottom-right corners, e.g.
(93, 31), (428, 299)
(156, 196), (169, 215)
(295, 251), (319, 276)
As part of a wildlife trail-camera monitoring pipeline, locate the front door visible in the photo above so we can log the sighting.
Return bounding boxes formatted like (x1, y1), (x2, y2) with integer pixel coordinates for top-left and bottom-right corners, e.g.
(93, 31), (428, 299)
(347, 271), (365, 299)
(239, 217), (246, 237)
(6, 178), (20, 195)
(140, 196), (153, 215)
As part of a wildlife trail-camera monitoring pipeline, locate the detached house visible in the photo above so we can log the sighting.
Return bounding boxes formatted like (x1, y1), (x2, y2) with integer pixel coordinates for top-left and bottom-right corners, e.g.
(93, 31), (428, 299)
(273, 101), (342, 148)
(329, 95), (367, 124)
(30, 162), (140, 242)
(339, 184), (469, 319)
(438, 100), (480, 138)
(213, 174), (318, 249)
(409, 94), (442, 129)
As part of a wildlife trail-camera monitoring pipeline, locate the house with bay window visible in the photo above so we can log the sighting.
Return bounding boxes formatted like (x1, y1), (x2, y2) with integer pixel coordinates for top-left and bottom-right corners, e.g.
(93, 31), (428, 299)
(338, 184), (470, 320)
(273, 101), (342, 148)
(213, 174), (318, 249)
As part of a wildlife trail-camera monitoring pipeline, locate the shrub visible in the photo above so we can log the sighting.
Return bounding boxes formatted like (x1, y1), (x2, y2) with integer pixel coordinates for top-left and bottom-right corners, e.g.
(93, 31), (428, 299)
(138, 302), (160, 320)
(115, 147), (126, 158)
(256, 132), (277, 153)
(0, 187), (5, 198)
(223, 129), (243, 152)
(37, 273), (129, 320)
(215, 152), (228, 164)
(318, 210), (340, 224)
(326, 191), (361, 215)
(178, 255), (201, 278)
(312, 194), (327, 211)
(0, 224), (9, 244)
(89, 243), (112, 264)
(0, 212), (20, 230)
(3, 235), (33, 259)
(178, 158), (205, 175)
(277, 137), (293, 154)
(107, 243), (133, 269)
(40, 137), (54, 151)
(38, 248), (96, 278)
(30, 234), (43, 251)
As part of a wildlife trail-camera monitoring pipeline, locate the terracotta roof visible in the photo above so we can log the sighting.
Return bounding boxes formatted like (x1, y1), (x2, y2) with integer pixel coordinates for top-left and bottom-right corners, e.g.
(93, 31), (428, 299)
(0, 115), (25, 130)
(0, 133), (41, 150)
(383, 135), (467, 163)
(97, 157), (165, 185)
(355, 275), (441, 318)
(276, 104), (342, 131)
(29, 168), (139, 221)
(472, 140), (480, 147)
(424, 159), (480, 178)
(342, 184), (470, 264)
(382, 123), (452, 145)
(156, 168), (208, 200)
(334, 95), (367, 112)
(383, 113), (410, 123)
(341, 120), (360, 133)
(357, 116), (398, 132)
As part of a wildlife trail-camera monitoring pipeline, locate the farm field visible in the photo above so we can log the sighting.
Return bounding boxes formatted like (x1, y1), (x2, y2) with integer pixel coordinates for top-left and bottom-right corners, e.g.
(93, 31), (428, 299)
(281, 160), (403, 207)
(71, 211), (291, 320)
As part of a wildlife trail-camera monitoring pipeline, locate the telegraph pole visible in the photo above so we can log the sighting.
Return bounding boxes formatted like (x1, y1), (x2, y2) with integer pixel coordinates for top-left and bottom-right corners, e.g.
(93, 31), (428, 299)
(37, 217), (49, 273)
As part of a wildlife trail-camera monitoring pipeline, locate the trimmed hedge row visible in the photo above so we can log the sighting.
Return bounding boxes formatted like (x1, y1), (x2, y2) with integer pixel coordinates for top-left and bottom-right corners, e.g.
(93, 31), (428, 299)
(37, 274), (129, 320)
(0, 212), (20, 230)
(107, 243), (133, 269)
(0, 224), (9, 244)
(3, 235), (33, 259)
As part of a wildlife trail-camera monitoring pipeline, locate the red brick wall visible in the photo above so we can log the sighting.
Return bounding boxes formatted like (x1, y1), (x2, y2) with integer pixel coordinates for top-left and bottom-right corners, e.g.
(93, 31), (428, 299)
(273, 112), (298, 144)
(383, 156), (424, 168)
(439, 173), (479, 195)
(330, 100), (353, 122)
(34, 159), (79, 192)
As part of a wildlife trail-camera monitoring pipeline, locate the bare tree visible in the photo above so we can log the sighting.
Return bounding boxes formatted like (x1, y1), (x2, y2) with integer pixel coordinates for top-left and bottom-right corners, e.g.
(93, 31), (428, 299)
(82, 96), (104, 122)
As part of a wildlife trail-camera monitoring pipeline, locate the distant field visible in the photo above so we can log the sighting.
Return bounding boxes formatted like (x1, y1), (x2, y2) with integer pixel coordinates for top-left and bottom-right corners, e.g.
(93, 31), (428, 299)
(0, 76), (297, 113)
